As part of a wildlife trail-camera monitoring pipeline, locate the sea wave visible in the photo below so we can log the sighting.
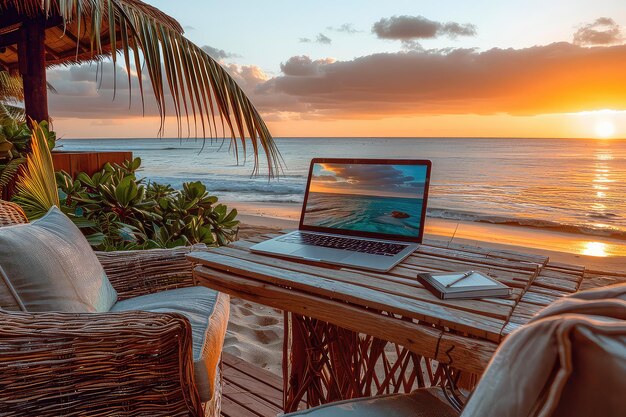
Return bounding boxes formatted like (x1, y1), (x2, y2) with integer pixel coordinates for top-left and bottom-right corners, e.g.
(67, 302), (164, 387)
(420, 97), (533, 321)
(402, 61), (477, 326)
(205, 182), (304, 195)
(146, 175), (306, 195)
(427, 208), (626, 240)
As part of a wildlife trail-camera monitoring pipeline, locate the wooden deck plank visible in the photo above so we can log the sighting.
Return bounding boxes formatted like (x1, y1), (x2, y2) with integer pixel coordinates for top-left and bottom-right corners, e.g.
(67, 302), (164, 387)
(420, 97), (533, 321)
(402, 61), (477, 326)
(222, 381), (281, 417)
(221, 396), (267, 417)
(223, 367), (283, 409)
(222, 352), (285, 417)
(223, 353), (283, 390)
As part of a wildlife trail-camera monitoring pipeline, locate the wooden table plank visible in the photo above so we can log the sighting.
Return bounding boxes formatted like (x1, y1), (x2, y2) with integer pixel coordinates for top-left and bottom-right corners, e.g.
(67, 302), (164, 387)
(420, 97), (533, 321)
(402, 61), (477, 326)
(423, 238), (549, 265)
(414, 245), (540, 271)
(533, 276), (579, 292)
(519, 291), (560, 306)
(213, 244), (514, 320)
(342, 266), (519, 308)
(190, 251), (506, 341)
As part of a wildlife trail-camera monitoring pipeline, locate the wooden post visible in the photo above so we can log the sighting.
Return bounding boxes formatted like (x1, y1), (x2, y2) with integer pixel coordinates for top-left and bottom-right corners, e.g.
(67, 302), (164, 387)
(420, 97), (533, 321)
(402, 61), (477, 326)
(18, 16), (48, 123)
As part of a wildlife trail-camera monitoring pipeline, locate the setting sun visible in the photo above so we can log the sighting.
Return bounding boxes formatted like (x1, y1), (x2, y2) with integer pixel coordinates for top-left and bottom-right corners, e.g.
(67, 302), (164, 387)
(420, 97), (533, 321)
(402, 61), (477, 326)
(595, 120), (616, 138)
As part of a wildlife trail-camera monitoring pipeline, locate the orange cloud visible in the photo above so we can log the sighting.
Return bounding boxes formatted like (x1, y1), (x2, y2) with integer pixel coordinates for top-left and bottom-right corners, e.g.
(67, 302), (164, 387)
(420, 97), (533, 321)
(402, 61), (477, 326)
(255, 43), (626, 119)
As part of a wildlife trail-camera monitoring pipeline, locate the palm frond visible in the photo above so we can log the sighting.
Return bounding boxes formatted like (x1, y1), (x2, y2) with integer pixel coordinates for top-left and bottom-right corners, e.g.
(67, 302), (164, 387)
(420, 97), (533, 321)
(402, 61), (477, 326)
(13, 123), (60, 220)
(13, 0), (283, 176)
(0, 71), (24, 102)
(0, 157), (25, 191)
(0, 102), (26, 124)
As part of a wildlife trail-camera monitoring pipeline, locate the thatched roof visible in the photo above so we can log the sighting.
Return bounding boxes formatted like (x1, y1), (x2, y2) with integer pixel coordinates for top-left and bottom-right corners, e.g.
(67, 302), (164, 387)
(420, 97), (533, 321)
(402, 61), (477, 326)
(0, 0), (182, 70)
(0, 0), (282, 176)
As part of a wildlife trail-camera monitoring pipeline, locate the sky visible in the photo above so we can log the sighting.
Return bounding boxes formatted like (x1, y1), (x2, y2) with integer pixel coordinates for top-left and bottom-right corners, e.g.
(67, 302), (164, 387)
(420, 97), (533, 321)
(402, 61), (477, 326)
(310, 163), (427, 198)
(48, 0), (626, 139)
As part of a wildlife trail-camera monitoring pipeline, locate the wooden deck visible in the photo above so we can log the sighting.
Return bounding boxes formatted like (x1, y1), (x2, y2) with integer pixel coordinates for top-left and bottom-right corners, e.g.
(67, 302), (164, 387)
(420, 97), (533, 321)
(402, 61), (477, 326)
(222, 352), (288, 417)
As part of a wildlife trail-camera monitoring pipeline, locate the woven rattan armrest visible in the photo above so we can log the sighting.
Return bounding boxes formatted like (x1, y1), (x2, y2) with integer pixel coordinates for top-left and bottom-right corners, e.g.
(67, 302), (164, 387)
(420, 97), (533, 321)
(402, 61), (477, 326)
(96, 244), (208, 300)
(0, 309), (204, 417)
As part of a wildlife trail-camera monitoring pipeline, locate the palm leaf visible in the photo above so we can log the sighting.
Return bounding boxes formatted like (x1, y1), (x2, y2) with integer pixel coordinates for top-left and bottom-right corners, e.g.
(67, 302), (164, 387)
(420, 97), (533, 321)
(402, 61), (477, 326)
(11, 0), (283, 176)
(0, 157), (25, 191)
(0, 102), (25, 124)
(0, 71), (56, 123)
(0, 71), (23, 102)
(13, 123), (60, 220)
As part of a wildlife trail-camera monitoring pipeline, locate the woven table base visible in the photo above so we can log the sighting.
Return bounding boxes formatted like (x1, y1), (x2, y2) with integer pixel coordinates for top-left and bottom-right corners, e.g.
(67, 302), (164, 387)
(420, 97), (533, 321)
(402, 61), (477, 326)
(283, 312), (473, 412)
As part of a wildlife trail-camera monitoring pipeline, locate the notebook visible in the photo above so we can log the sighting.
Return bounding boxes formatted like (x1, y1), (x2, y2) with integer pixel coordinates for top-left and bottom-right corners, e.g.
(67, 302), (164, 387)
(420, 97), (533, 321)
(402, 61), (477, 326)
(417, 270), (511, 300)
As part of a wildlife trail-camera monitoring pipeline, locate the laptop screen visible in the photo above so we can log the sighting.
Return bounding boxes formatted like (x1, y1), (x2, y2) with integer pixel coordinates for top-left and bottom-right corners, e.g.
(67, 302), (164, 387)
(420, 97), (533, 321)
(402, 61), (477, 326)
(300, 159), (431, 242)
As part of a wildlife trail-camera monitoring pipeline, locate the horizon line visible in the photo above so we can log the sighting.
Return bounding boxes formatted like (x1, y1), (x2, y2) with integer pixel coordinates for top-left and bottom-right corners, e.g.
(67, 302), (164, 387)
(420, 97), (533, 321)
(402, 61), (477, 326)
(58, 135), (626, 140)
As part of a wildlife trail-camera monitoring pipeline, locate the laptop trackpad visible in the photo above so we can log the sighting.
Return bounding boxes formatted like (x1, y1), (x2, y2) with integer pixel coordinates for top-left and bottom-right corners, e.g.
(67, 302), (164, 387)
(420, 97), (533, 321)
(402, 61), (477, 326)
(292, 247), (351, 262)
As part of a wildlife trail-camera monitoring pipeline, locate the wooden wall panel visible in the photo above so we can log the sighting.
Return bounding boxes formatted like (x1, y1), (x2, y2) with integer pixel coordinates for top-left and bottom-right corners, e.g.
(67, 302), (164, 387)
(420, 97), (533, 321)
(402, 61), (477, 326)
(52, 151), (133, 177)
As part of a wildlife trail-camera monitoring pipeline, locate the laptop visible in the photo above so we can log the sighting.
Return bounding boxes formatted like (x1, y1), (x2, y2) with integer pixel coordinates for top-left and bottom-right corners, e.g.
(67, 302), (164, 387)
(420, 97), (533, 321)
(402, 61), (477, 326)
(250, 158), (432, 272)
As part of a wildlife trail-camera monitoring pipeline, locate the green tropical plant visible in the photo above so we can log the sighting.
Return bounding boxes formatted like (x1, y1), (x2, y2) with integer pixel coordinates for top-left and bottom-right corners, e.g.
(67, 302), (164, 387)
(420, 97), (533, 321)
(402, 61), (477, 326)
(12, 122), (60, 219)
(56, 157), (239, 250)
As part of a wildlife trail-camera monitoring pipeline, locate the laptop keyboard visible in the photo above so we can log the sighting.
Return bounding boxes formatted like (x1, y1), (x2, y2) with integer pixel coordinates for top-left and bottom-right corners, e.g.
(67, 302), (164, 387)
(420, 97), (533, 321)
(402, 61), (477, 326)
(277, 232), (408, 256)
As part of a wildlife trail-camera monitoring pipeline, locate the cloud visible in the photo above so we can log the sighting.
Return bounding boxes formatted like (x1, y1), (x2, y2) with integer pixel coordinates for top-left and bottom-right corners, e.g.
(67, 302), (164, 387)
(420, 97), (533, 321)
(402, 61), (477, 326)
(316, 33), (332, 44)
(279, 56), (335, 76)
(573, 17), (623, 46)
(327, 23), (360, 34)
(252, 42), (626, 118)
(299, 34), (332, 45)
(201, 45), (240, 60)
(401, 40), (424, 51)
(316, 163), (425, 196)
(47, 63), (160, 118)
(312, 174), (337, 182)
(372, 15), (477, 40)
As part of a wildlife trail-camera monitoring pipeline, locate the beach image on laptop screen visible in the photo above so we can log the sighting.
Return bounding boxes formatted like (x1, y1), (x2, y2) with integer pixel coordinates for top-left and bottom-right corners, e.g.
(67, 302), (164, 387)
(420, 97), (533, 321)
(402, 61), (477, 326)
(302, 163), (428, 237)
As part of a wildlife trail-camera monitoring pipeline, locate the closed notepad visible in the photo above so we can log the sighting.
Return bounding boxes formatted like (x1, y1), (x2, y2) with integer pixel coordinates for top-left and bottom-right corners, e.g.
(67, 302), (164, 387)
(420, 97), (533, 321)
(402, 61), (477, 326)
(417, 271), (511, 299)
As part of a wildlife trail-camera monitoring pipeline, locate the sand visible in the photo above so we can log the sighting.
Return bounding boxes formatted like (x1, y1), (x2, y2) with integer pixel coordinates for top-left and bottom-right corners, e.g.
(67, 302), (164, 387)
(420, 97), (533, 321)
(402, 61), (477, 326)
(224, 213), (626, 376)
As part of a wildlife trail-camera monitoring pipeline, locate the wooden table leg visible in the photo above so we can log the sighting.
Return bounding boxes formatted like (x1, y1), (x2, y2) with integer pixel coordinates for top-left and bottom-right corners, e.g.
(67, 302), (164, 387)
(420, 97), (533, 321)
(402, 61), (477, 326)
(284, 311), (307, 412)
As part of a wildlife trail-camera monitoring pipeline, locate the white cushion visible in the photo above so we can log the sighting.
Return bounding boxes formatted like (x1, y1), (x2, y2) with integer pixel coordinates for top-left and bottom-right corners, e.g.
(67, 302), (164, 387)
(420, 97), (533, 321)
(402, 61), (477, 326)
(111, 286), (230, 402)
(0, 206), (117, 312)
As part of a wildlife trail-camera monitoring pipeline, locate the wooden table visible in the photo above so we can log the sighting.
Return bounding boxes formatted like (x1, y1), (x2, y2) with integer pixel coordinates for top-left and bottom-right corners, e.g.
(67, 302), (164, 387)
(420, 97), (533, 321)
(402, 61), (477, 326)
(189, 232), (587, 413)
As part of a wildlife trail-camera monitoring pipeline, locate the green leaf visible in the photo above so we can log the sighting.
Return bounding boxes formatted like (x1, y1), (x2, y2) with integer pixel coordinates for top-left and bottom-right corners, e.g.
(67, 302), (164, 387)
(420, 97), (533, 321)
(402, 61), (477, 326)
(114, 176), (139, 206)
(85, 232), (106, 246)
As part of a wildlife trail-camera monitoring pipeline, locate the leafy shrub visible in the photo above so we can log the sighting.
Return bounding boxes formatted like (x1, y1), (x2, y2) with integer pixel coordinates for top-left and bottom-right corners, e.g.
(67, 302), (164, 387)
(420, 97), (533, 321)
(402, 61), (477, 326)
(56, 157), (239, 250)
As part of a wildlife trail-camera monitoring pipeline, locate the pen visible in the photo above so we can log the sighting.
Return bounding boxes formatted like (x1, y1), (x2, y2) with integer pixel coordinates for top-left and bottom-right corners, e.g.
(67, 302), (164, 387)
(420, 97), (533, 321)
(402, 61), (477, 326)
(446, 270), (474, 288)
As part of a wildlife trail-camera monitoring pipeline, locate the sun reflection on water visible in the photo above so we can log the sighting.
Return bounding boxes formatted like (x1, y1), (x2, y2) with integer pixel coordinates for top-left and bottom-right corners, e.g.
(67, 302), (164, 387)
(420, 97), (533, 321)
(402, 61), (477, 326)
(581, 241), (608, 257)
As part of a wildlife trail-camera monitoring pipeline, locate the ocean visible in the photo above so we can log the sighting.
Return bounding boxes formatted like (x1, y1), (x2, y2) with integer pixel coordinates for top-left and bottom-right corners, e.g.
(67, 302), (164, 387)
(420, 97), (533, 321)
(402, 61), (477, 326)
(57, 137), (626, 241)
(303, 192), (424, 237)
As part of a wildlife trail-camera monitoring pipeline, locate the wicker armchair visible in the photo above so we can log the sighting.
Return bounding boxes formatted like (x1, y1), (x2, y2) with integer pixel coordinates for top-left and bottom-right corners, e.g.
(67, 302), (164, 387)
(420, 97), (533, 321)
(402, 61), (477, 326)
(0, 201), (222, 417)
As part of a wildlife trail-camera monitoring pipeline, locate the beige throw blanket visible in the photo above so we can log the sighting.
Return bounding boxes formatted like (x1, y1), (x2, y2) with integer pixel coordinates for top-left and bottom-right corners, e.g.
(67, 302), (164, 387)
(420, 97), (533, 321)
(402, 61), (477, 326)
(461, 284), (626, 417)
